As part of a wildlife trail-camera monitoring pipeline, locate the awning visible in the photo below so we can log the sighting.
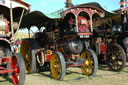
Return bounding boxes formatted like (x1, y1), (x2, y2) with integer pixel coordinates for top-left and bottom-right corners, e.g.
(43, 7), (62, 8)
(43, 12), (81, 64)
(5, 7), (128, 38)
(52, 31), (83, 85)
(17, 11), (61, 28)
(18, 2), (118, 29)
(77, 2), (118, 18)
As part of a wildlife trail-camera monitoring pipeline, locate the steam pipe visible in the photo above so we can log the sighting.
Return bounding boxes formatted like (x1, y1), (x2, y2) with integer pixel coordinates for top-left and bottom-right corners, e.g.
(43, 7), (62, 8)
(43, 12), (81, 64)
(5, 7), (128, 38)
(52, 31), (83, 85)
(120, 0), (128, 32)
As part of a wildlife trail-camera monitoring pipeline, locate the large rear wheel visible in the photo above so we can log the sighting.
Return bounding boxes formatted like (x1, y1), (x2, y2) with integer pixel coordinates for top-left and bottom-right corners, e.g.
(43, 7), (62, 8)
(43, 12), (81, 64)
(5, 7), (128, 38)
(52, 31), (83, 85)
(11, 53), (25, 85)
(80, 49), (98, 76)
(50, 51), (66, 80)
(20, 39), (39, 73)
(106, 43), (126, 71)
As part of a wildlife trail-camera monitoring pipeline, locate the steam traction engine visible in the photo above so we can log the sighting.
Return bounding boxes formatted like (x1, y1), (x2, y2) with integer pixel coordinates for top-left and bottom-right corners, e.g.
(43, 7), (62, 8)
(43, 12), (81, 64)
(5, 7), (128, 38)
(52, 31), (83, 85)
(117, 0), (128, 60)
(91, 0), (128, 71)
(19, 0), (108, 80)
(0, 0), (30, 85)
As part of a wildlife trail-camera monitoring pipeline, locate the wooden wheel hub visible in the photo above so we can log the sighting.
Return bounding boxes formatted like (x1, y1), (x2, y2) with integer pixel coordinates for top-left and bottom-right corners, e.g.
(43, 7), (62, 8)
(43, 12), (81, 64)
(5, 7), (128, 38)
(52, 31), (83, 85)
(85, 60), (90, 66)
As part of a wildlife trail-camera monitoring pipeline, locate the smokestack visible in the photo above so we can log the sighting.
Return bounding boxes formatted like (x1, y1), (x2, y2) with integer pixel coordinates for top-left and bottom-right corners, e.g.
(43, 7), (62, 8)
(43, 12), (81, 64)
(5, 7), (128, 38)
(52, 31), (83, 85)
(65, 0), (73, 8)
(120, 0), (128, 32)
(120, 0), (127, 8)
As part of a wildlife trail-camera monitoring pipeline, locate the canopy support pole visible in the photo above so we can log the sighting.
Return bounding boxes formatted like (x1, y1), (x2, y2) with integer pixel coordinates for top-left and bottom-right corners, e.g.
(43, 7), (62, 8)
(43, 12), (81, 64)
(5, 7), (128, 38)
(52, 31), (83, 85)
(10, 3), (14, 36)
(16, 8), (25, 34)
(90, 16), (93, 32)
(28, 27), (31, 38)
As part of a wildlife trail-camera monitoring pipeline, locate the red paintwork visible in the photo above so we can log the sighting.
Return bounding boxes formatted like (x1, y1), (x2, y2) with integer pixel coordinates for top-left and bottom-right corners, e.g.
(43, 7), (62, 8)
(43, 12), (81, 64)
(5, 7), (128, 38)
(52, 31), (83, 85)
(66, 63), (85, 67)
(78, 32), (91, 35)
(62, 6), (103, 18)
(99, 43), (107, 54)
(44, 50), (80, 63)
(78, 16), (90, 33)
(0, 55), (20, 85)
(68, 18), (75, 29)
(0, 57), (11, 65)
(45, 50), (52, 62)
(73, 55), (79, 58)
(11, 55), (20, 85)
(0, 67), (15, 74)
(46, 55), (51, 61)
(5, 18), (10, 33)
(126, 40), (128, 44)
(47, 50), (51, 54)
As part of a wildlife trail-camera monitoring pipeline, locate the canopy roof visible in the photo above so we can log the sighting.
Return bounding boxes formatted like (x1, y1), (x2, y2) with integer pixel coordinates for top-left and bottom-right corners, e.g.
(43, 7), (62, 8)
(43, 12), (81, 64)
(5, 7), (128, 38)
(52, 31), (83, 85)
(0, 0), (30, 19)
(76, 2), (117, 18)
(18, 2), (118, 29)
(0, 0), (30, 10)
(17, 11), (61, 28)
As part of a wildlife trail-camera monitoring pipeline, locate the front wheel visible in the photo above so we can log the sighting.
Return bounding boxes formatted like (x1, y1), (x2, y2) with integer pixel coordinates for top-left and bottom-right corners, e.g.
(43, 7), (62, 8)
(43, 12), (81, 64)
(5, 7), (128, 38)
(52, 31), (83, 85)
(80, 49), (98, 76)
(106, 43), (126, 72)
(11, 53), (25, 85)
(50, 51), (66, 80)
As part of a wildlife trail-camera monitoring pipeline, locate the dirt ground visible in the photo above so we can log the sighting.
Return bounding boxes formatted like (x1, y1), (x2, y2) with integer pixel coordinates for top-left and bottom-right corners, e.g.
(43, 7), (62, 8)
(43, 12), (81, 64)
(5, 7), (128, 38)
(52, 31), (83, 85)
(1, 65), (128, 85)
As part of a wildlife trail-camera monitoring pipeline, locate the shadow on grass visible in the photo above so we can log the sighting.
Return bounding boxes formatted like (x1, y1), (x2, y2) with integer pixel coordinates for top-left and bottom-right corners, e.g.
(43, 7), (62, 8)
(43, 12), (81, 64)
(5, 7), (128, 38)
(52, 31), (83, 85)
(32, 66), (86, 81)
(98, 64), (110, 71)
(31, 63), (128, 81)
(30, 65), (52, 79)
(99, 64), (128, 74)
(0, 76), (13, 84)
(37, 72), (51, 78)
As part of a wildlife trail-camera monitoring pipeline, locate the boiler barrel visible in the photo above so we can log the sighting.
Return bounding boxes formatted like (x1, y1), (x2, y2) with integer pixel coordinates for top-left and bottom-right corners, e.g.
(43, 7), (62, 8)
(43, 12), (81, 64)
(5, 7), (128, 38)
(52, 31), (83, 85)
(0, 17), (9, 32)
(63, 39), (84, 54)
(0, 17), (18, 33)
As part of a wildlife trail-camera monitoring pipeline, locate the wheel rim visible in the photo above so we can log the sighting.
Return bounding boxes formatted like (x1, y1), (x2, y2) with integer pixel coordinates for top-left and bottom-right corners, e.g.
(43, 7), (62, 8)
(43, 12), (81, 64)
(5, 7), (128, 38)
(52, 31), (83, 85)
(80, 50), (94, 75)
(50, 53), (61, 80)
(11, 55), (20, 85)
(20, 40), (32, 73)
(106, 44), (125, 71)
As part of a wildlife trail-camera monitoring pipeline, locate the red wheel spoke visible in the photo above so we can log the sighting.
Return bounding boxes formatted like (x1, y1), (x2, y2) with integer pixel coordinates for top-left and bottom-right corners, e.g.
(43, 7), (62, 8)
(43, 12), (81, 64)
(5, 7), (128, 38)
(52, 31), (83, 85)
(11, 55), (20, 85)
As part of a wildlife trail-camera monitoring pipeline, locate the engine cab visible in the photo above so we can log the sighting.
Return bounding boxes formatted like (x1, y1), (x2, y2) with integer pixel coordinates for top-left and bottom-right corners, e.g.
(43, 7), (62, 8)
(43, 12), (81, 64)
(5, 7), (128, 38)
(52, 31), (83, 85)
(60, 2), (105, 39)
(0, 0), (30, 37)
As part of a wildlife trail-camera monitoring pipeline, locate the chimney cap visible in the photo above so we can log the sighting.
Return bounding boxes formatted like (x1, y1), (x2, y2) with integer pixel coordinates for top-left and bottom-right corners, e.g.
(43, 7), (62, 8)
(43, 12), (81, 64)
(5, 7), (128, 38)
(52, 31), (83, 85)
(65, 0), (73, 8)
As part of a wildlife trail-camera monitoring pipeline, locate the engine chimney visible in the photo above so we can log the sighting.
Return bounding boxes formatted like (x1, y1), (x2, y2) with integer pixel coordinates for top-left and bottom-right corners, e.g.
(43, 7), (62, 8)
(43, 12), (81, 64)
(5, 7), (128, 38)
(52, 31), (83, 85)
(120, 0), (128, 32)
(65, 0), (73, 8)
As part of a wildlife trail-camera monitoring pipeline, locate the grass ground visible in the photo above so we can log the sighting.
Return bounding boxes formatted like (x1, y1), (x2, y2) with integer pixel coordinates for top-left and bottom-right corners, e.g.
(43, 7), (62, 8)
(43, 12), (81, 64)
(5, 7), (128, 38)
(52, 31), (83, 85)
(1, 65), (128, 85)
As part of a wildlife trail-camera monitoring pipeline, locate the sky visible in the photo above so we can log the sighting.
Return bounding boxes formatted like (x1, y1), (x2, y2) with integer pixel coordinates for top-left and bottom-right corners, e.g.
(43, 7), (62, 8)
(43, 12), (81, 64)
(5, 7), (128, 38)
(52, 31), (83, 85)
(24, 0), (121, 13)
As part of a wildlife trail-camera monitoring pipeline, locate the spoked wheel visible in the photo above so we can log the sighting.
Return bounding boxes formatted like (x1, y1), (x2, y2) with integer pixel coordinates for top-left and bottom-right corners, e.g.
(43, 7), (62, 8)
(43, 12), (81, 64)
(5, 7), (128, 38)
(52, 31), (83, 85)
(20, 39), (39, 73)
(80, 49), (98, 76)
(106, 43), (126, 72)
(50, 51), (66, 80)
(11, 53), (25, 85)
